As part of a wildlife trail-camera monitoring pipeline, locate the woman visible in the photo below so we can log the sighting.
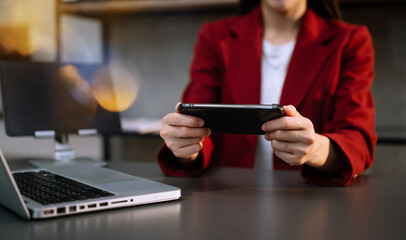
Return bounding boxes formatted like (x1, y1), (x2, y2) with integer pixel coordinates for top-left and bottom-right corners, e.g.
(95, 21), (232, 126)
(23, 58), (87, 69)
(158, 0), (377, 186)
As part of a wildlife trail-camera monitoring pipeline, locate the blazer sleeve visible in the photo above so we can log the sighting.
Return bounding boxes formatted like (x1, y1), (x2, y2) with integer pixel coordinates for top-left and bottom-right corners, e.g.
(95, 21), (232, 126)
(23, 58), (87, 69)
(301, 25), (377, 186)
(157, 23), (222, 177)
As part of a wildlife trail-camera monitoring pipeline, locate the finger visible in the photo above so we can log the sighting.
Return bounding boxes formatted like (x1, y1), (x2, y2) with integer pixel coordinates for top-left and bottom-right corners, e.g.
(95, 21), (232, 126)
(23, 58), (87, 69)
(271, 139), (310, 157)
(274, 151), (304, 166)
(172, 126), (211, 138)
(174, 143), (203, 159)
(264, 129), (304, 142)
(283, 105), (301, 117)
(271, 139), (295, 154)
(262, 116), (303, 132)
(167, 137), (205, 150)
(165, 112), (205, 128)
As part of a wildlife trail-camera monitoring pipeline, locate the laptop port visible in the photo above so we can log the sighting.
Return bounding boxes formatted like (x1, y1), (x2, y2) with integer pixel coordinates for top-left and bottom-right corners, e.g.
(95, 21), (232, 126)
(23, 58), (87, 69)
(99, 202), (108, 207)
(57, 207), (66, 214)
(43, 209), (54, 215)
(69, 206), (77, 212)
(88, 204), (97, 209)
(79, 205), (85, 210)
(111, 200), (128, 205)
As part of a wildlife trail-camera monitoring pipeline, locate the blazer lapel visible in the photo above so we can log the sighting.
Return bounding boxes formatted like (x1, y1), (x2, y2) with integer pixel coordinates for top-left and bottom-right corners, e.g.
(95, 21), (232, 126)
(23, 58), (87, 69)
(280, 10), (336, 108)
(225, 7), (262, 105)
(225, 35), (262, 105)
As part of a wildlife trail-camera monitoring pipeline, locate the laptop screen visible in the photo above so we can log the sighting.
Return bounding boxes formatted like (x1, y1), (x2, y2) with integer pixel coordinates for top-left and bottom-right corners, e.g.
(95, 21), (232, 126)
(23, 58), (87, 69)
(0, 61), (122, 136)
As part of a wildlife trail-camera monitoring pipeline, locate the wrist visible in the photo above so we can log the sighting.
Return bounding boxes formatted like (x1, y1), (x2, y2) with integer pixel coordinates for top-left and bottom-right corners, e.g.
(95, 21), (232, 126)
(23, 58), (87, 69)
(306, 134), (345, 175)
(306, 134), (330, 169)
(178, 152), (200, 167)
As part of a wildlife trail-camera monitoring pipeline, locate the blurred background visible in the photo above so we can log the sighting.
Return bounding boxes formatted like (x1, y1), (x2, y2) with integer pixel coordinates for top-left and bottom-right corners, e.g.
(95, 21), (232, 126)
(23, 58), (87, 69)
(0, 0), (405, 173)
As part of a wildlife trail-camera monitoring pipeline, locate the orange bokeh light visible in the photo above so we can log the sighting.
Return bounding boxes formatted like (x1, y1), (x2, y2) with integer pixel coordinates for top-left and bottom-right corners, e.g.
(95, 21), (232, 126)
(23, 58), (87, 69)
(0, 24), (33, 58)
(92, 61), (139, 112)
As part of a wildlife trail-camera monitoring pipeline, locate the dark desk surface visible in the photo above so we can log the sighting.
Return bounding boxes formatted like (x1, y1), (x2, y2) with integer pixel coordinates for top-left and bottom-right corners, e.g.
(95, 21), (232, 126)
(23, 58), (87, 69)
(1, 161), (405, 240)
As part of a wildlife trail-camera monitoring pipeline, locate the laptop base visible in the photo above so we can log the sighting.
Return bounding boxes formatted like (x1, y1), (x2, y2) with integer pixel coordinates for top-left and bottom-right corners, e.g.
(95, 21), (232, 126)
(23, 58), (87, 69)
(29, 157), (107, 169)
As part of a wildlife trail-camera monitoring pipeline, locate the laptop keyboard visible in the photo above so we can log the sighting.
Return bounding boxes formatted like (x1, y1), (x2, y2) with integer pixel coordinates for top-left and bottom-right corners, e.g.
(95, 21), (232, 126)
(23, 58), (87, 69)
(13, 170), (115, 205)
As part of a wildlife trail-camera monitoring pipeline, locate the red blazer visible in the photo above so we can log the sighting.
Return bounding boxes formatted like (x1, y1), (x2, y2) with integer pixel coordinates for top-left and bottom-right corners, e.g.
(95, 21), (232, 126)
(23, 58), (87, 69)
(157, 7), (377, 186)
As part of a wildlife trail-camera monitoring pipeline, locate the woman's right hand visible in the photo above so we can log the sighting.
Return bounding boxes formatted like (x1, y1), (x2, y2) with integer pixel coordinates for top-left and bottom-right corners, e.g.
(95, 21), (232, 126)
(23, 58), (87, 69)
(160, 103), (211, 163)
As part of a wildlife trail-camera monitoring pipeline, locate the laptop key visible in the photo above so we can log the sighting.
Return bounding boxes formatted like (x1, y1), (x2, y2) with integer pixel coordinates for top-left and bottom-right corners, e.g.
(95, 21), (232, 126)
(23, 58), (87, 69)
(13, 170), (115, 205)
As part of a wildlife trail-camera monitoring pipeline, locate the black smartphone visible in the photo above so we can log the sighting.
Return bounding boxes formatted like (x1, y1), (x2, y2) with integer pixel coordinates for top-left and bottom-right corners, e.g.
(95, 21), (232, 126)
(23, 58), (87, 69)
(177, 103), (284, 135)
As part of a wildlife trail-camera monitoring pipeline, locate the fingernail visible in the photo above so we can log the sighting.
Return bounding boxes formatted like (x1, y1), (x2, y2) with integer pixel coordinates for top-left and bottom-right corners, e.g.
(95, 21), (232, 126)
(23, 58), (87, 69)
(199, 120), (204, 127)
(261, 124), (266, 131)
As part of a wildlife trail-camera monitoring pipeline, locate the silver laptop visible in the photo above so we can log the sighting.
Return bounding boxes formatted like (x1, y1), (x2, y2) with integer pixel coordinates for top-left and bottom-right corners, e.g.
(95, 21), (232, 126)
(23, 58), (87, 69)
(0, 148), (180, 219)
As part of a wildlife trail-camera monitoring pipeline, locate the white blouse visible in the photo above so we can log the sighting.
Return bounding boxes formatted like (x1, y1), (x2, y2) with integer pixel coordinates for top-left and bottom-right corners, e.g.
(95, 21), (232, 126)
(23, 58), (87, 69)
(254, 39), (296, 170)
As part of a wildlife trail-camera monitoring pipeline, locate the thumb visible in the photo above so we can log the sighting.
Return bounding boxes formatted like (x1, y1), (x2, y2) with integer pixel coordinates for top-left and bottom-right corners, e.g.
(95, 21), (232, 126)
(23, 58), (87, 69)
(283, 105), (301, 117)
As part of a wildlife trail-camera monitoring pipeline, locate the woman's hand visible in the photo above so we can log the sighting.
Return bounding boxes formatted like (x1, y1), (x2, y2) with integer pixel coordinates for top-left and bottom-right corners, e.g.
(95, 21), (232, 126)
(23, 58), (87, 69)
(160, 103), (211, 165)
(262, 105), (340, 173)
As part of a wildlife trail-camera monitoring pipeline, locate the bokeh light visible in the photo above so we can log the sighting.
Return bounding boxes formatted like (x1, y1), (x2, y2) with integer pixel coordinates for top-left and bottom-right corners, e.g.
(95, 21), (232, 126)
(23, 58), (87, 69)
(54, 64), (98, 111)
(92, 60), (140, 112)
(49, 64), (99, 130)
(0, 0), (56, 60)
(0, 24), (33, 58)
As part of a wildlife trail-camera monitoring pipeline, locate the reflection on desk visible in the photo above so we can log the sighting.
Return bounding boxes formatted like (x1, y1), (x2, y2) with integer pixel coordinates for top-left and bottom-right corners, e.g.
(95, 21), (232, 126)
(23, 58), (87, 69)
(1, 162), (406, 240)
(376, 125), (406, 144)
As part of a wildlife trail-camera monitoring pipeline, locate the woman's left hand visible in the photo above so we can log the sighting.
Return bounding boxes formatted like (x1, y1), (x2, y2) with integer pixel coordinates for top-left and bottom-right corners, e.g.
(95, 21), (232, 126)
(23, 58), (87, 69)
(262, 105), (330, 168)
